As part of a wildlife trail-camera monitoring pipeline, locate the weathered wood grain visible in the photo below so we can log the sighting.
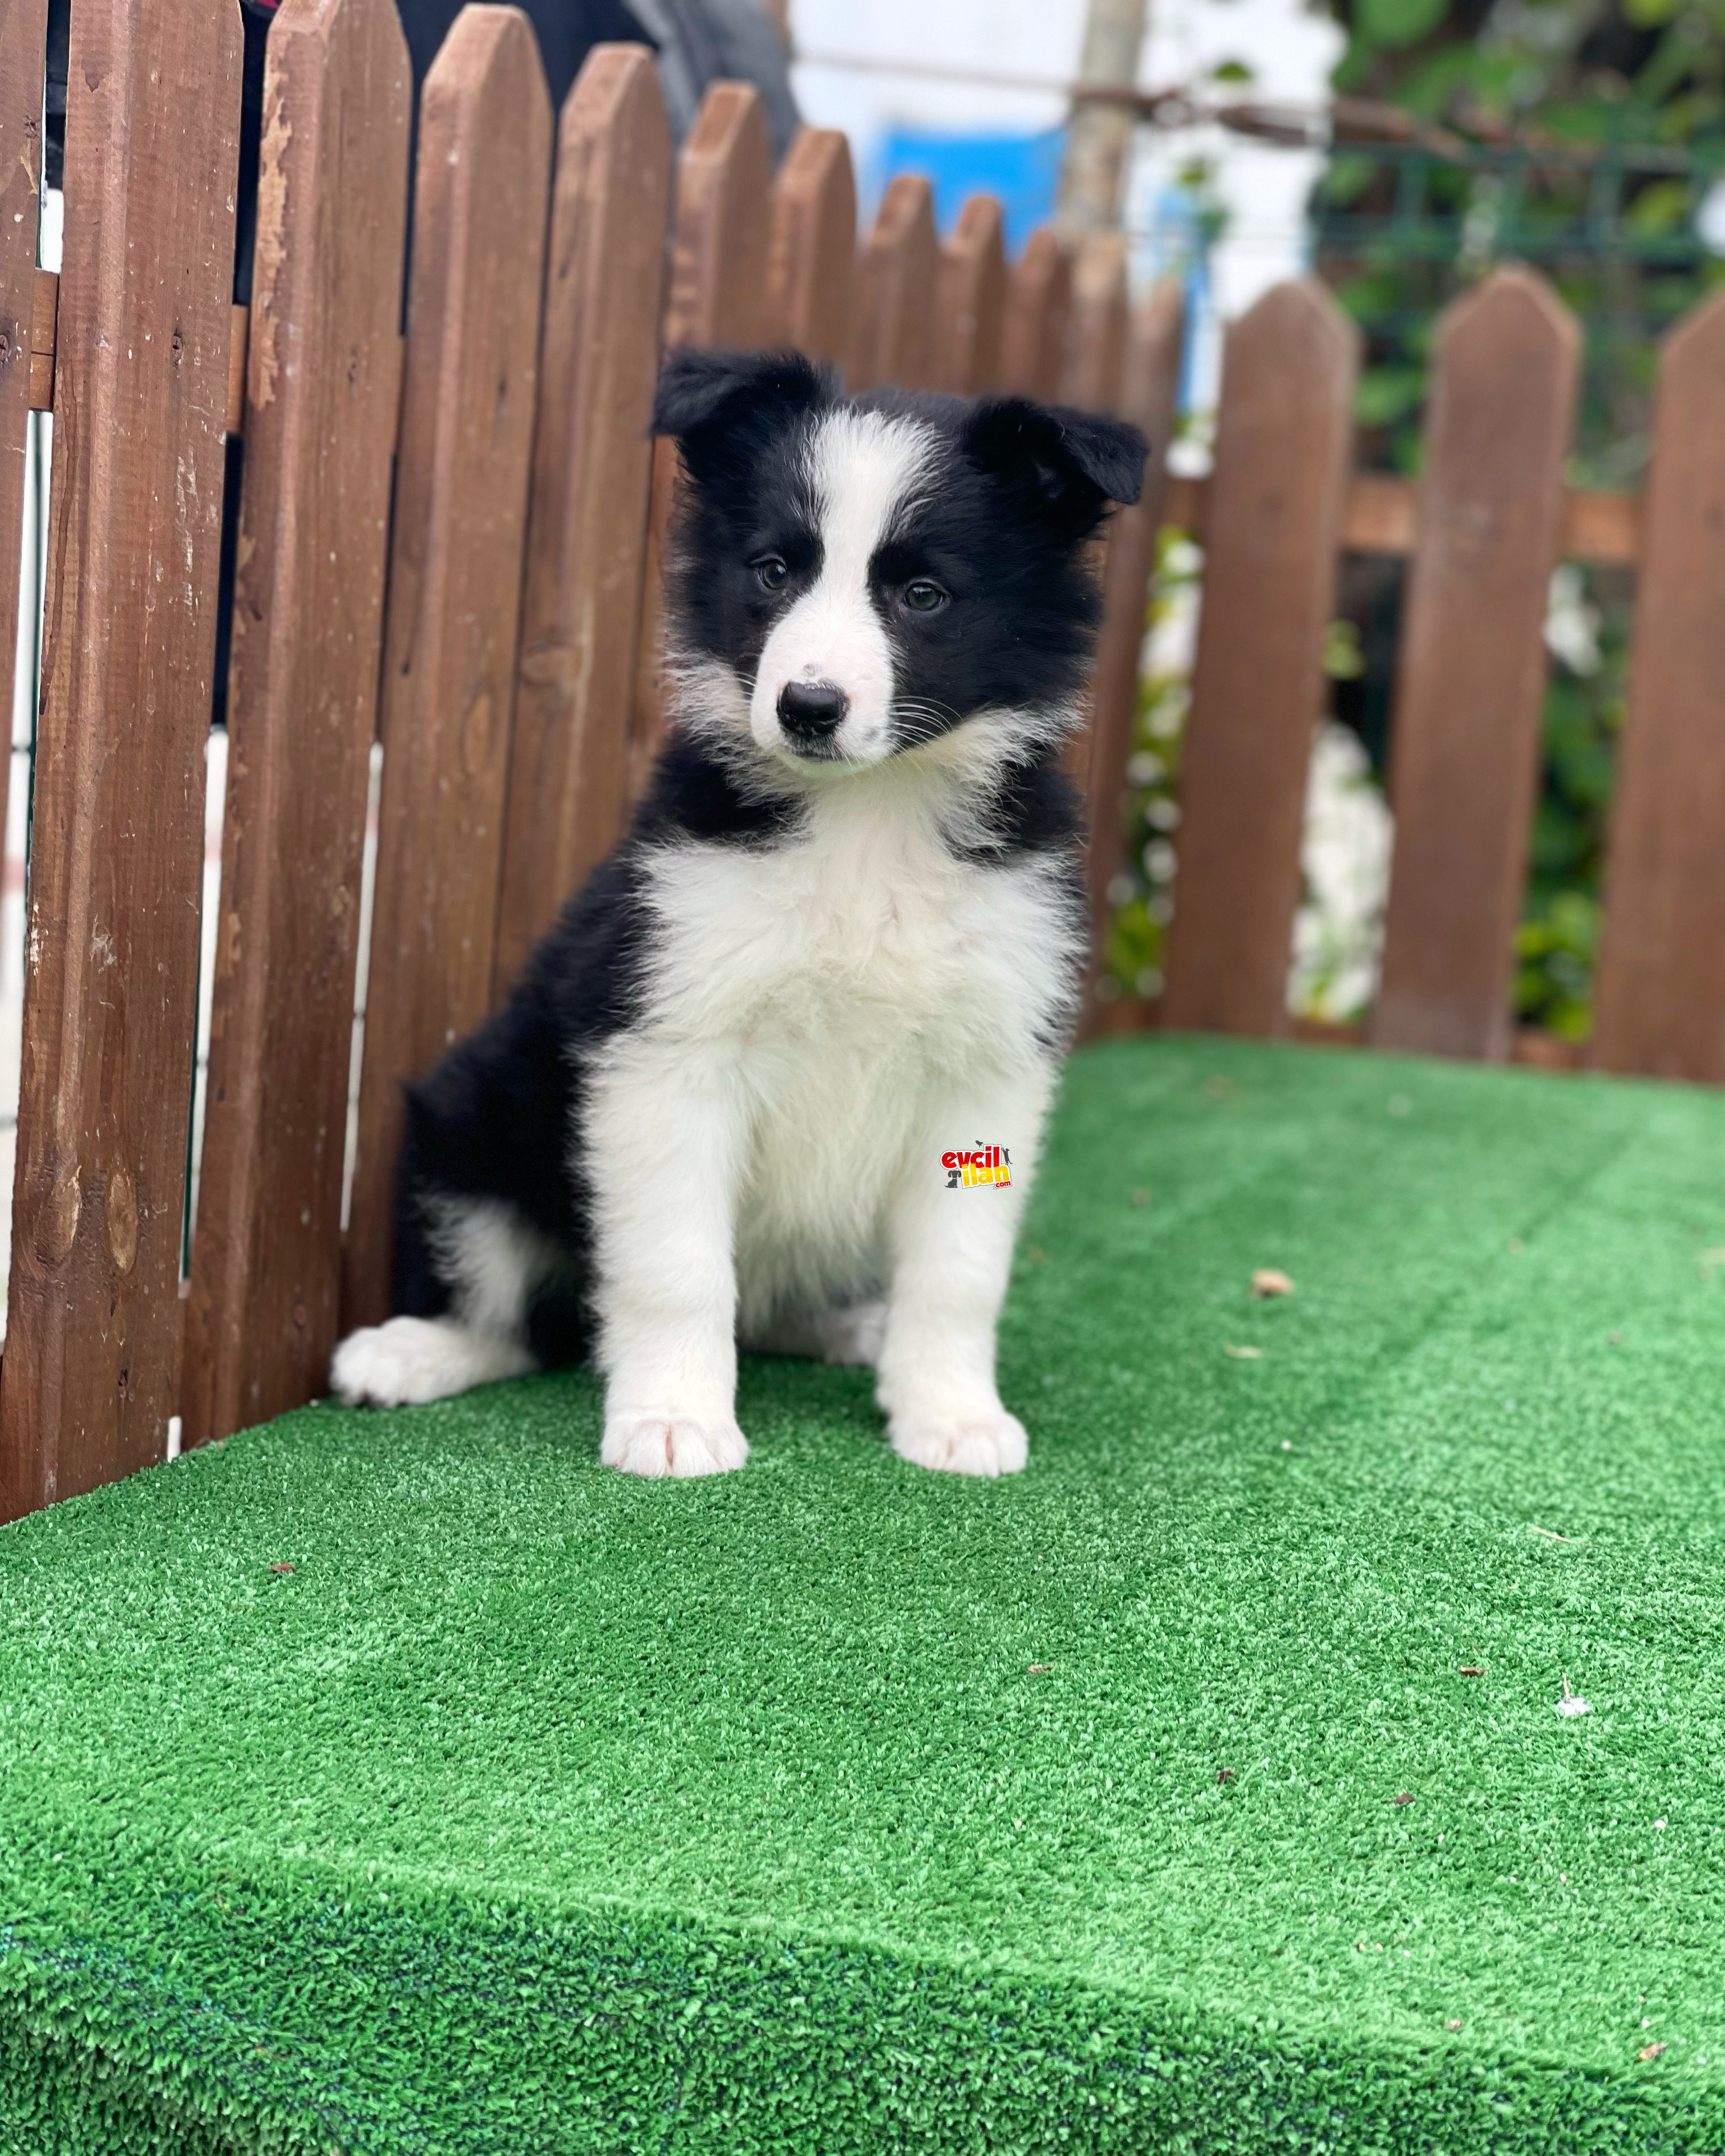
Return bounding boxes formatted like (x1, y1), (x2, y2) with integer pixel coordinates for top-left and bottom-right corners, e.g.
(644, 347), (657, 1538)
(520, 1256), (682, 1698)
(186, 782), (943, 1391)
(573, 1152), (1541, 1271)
(493, 46), (670, 992)
(631, 82), (771, 789)
(1079, 280), (1185, 1036)
(343, 5), (552, 1330)
(182, 0), (410, 1448)
(1593, 289), (1725, 1083)
(998, 226), (1071, 399)
(1160, 281), (1359, 1039)
(0, 0), (47, 953)
(1371, 268), (1580, 1061)
(0, 0), (242, 1518)
(849, 172), (938, 394)
(932, 193), (1005, 395)
(766, 125), (855, 364)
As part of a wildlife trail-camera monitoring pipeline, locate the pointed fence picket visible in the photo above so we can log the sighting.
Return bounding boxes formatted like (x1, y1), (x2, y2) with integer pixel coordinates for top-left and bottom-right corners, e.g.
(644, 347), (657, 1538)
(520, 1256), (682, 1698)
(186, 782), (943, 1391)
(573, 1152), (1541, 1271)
(183, 0), (411, 1447)
(493, 45), (670, 994)
(766, 127), (855, 366)
(0, 0), (242, 1519)
(630, 82), (772, 789)
(1371, 270), (1582, 1063)
(1160, 281), (1359, 1039)
(850, 174), (940, 395)
(932, 194), (1006, 396)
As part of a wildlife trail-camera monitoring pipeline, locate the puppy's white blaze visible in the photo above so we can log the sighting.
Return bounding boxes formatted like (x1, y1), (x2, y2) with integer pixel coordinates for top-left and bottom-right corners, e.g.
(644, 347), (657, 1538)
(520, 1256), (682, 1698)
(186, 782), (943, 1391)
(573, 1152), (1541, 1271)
(751, 410), (938, 763)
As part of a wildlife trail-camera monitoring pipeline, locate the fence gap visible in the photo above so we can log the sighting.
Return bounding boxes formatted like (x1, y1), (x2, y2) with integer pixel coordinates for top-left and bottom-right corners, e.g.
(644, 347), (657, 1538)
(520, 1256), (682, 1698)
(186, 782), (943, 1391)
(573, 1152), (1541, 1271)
(932, 193), (1005, 396)
(1160, 280), (1359, 1039)
(630, 83), (772, 791)
(1592, 290), (1725, 1085)
(0, 0), (243, 1519)
(766, 126), (855, 366)
(849, 173), (938, 395)
(493, 46), (670, 995)
(343, 6), (552, 1332)
(183, 0), (411, 1445)
(1370, 268), (1580, 1061)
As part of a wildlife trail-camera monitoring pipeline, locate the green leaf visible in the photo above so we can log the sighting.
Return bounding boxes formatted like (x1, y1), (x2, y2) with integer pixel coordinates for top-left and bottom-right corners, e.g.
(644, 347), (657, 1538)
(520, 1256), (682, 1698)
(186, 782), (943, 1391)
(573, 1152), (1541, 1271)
(1356, 0), (1450, 50)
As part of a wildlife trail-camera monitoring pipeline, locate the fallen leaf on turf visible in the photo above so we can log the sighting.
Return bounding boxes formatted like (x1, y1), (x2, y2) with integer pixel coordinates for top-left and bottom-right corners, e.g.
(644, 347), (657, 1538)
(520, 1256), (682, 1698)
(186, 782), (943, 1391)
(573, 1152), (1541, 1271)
(269, 1562), (295, 1575)
(1394, 1792), (1414, 1805)
(1458, 1664), (1485, 1676)
(1223, 1344), (1264, 1360)
(1252, 1268), (1295, 1298)
(1639, 2042), (1667, 2062)
(1216, 1768), (1234, 1784)
(1556, 1674), (1592, 1720)
(1026, 1664), (1053, 1675)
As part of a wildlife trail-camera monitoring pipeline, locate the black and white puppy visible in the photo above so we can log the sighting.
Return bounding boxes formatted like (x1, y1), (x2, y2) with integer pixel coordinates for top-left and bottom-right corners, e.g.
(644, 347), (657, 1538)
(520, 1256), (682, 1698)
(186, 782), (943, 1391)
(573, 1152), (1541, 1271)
(331, 350), (1146, 1478)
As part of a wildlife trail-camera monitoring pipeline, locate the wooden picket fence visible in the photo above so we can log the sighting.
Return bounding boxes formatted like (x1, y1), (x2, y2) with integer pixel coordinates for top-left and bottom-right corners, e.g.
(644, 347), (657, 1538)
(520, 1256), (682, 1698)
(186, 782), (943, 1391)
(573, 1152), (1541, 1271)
(0, 0), (1721, 1522)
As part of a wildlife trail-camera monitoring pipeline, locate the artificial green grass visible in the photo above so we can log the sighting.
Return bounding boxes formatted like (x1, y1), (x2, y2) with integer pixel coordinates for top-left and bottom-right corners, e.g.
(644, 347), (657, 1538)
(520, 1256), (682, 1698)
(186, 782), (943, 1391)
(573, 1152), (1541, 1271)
(2, 1035), (1724, 2154)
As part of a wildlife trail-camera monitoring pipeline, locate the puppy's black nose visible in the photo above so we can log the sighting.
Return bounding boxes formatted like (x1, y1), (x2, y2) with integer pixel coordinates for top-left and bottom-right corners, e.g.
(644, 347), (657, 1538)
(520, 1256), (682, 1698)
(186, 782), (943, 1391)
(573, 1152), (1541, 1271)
(777, 679), (848, 743)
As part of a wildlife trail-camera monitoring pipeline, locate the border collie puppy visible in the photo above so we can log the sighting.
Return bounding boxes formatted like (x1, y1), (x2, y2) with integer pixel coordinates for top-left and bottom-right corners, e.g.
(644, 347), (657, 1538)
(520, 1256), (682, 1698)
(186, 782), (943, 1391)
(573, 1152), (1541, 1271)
(331, 351), (1145, 1477)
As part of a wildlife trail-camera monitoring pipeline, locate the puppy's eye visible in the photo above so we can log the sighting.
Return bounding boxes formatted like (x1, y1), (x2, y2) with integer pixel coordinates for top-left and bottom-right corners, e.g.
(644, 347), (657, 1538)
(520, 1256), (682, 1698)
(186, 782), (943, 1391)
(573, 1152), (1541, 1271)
(902, 578), (948, 614)
(753, 555), (789, 593)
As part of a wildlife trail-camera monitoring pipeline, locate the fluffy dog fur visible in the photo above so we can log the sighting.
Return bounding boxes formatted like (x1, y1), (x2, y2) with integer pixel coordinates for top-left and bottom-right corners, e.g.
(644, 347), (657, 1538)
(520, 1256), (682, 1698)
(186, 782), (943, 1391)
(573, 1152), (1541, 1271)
(331, 351), (1146, 1478)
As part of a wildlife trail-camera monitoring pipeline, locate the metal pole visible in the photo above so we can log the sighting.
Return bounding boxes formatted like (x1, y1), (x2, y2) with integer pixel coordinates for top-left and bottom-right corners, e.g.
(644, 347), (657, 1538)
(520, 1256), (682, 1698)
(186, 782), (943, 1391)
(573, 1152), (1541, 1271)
(1058, 0), (1151, 233)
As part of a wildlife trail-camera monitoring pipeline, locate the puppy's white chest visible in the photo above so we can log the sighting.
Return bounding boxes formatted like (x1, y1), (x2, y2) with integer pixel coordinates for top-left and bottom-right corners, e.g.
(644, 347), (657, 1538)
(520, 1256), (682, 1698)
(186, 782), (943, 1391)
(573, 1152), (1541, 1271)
(646, 796), (1051, 1060)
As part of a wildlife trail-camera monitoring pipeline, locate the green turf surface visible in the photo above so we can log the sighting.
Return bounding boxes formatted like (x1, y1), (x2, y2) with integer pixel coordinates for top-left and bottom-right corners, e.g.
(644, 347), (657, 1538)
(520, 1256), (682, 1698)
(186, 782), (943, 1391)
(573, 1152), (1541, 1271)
(2, 1036), (1724, 2154)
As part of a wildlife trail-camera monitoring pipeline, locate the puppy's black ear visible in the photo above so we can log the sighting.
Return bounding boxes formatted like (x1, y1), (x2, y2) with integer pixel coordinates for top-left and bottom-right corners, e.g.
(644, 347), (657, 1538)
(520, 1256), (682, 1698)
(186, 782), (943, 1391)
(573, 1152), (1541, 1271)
(961, 397), (1149, 536)
(651, 349), (833, 486)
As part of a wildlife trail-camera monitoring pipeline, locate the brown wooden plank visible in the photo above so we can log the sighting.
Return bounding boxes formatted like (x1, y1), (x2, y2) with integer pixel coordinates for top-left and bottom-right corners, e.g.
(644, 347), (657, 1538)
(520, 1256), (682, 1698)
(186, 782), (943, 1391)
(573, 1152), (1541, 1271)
(998, 226), (1071, 400)
(1345, 469), (1416, 555)
(766, 125), (855, 364)
(0, 0), (242, 1520)
(181, 0), (410, 1449)
(1061, 229), (1128, 413)
(1592, 290), (1725, 1083)
(630, 82), (771, 789)
(849, 172), (938, 395)
(1159, 279), (1359, 1039)
(28, 265), (56, 407)
(1079, 279), (1185, 1036)
(1371, 268), (1580, 1061)
(1559, 486), (1638, 568)
(0, 0), (46, 954)
(932, 193), (1005, 395)
(492, 46), (671, 992)
(343, 5), (552, 1332)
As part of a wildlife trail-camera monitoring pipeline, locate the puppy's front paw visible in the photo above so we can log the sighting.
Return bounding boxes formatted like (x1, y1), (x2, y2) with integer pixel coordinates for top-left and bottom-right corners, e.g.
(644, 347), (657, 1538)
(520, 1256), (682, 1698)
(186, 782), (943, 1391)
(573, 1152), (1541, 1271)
(601, 1413), (749, 1479)
(331, 1317), (532, 1407)
(890, 1408), (1028, 1478)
